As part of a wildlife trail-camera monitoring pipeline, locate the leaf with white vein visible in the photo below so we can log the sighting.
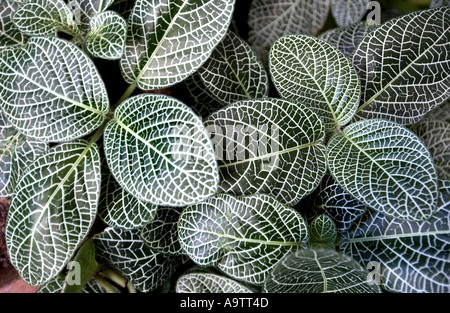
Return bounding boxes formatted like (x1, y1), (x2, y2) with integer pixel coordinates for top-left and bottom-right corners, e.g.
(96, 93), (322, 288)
(425, 99), (450, 123)
(103, 94), (219, 207)
(5, 140), (101, 286)
(204, 98), (327, 206)
(85, 11), (127, 60)
(70, 0), (115, 31)
(0, 1), (27, 48)
(0, 37), (109, 142)
(309, 215), (337, 249)
(430, 0), (450, 8)
(270, 35), (360, 132)
(184, 72), (223, 117)
(92, 227), (180, 293)
(120, 0), (235, 90)
(263, 249), (382, 293)
(13, 0), (81, 37)
(327, 119), (439, 221)
(178, 193), (309, 285)
(176, 272), (255, 293)
(340, 180), (450, 293)
(331, 0), (370, 27)
(352, 7), (450, 125)
(197, 30), (268, 105)
(248, 0), (330, 66)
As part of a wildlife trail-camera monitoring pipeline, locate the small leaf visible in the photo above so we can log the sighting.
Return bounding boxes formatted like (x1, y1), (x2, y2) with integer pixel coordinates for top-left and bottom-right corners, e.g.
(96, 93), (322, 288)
(0, 37), (109, 142)
(92, 227), (180, 293)
(120, 0), (236, 90)
(309, 215), (337, 249)
(331, 0), (370, 27)
(176, 272), (255, 293)
(103, 94), (219, 207)
(327, 119), (439, 221)
(86, 11), (127, 60)
(270, 35), (360, 132)
(204, 98), (327, 206)
(353, 7), (450, 124)
(70, 0), (115, 31)
(6, 140), (101, 286)
(263, 249), (382, 293)
(197, 30), (269, 105)
(0, 0), (27, 48)
(178, 194), (309, 285)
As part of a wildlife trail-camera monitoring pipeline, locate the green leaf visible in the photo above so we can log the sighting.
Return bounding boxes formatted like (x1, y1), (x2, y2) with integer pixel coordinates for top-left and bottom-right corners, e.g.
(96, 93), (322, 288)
(92, 227), (180, 293)
(109, 0), (135, 19)
(0, 37), (109, 142)
(5, 140), (101, 286)
(204, 98), (327, 206)
(353, 7), (450, 124)
(0, 0), (27, 48)
(263, 249), (382, 293)
(410, 119), (450, 179)
(340, 180), (450, 293)
(120, 0), (236, 90)
(140, 207), (183, 256)
(70, 0), (115, 31)
(0, 113), (48, 197)
(248, 0), (330, 66)
(184, 72), (222, 117)
(13, 0), (81, 37)
(269, 35), (360, 132)
(178, 194), (309, 285)
(425, 99), (450, 123)
(86, 11), (127, 60)
(103, 93), (219, 207)
(331, 0), (370, 27)
(327, 119), (439, 221)
(309, 215), (337, 249)
(197, 30), (269, 105)
(176, 272), (255, 293)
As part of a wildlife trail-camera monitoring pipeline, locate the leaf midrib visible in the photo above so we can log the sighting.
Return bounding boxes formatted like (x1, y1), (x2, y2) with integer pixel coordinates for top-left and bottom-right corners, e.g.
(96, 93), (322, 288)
(344, 229), (449, 243)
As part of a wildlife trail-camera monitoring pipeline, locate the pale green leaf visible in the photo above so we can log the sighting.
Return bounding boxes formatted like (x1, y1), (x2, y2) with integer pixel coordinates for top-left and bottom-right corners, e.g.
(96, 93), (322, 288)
(353, 7), (450, 124)
(178, 194), (309, 285)
(269, 35), (360, 132)
(430, 0), (450, 7)
(204, 98), (327, 206)
(424, 99), (450, 123)
(120, 0), (235, 90)
(263, 249), (382, 293)
(0, 0), (27, 48)
(6, 140), (101, 286)
(309, 215), (337, 249)
(176, 272), (255, 293)
(0, 37), (109, 142)
(103, 93), (219, 207)
(327, 119), (439, 221)
(331, 0), (370, 27)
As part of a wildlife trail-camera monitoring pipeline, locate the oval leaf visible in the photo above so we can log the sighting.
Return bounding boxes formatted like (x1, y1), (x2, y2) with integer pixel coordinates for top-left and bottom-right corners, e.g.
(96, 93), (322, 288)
(178, 194), (309, 285)
(204, 98), (327, 206)
(71, 0), (115, 31)
(309, 215), (337, 249)
(5, 140), (101, 286)
(331, 0), (370, 27)
(176, 272), (254, 293)
(103, 94), (219, 207)
(0, 37), (109, 142)
(327, 119), (439, 221)
(0, 0), (27, 48)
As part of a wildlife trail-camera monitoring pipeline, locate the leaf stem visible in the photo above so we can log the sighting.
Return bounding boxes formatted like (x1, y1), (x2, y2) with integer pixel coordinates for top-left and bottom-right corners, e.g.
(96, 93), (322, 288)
(100, 267), (128, 288)
(94, 276), (118, 293)
(127, 281), (137, 293)
(110, 83), (137, 112)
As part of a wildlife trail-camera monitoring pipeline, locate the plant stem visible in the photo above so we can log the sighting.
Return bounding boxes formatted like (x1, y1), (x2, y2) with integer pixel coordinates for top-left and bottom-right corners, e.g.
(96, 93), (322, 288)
(100, 267), (128, 288)
(88, 119), (108, 145)
(94, 276), (118, 293)
(110, 83), (137, 112)
(127, 281), (137, 293)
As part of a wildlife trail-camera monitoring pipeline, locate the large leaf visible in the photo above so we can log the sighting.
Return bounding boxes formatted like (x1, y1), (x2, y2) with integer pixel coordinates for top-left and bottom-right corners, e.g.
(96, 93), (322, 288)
(176, 272), (255, 293)
(178, 194), (309, 285)
(5, 140), (101, 286)
(204, 98), (327, 206)
(92, 227), (180, 293)
(103, 93), (219, 207)
(0, 113), (47, 197)
(120, 0), (235, 90)
(247, 0), (330, 66)
(327, 119), (438, 221)
(197, 30), (268, 105)
(352, 7), (450, 124)
(0, 37), (109, 142)
(263, 249), (382, 293)
(340, 180), (450, 293)
(330, 0), (370, 27)
(270, 35), (360, 132)
(0, 0), (27, 48)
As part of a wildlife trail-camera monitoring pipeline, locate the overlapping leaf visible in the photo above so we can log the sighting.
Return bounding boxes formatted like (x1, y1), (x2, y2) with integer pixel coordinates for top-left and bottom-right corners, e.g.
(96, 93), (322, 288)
(70, 0), (115, 31)
(37, 277), (107, 293)
(327, 119), (438, 221)
(309, 215), (337, 249)
(178, 194), (309, 285)
(204, 98), (327, 206)
(0, 37), (109, 142)
(430, 0), (450, 7)
(425, 99), (450, 123)
(103, 94), (219, 207)
(331, 0), (370, 27)
(340, 180), (450, 293)
(6, 140), (101, 286)
(0, 0), (27, 48)
(264, 249), (382, 293)
(120, 0), (235, 90)
(184, 72), (222, 117)
(270, 35), (360, 132)
(352, 7), (450, 124)
(176, 272), (255, 293)
(92, 227), (180, 293)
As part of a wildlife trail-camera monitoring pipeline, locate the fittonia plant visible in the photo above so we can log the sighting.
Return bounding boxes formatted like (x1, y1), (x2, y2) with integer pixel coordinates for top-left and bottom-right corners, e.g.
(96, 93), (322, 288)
(0, 0), (448, 294)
